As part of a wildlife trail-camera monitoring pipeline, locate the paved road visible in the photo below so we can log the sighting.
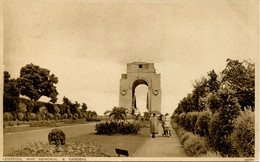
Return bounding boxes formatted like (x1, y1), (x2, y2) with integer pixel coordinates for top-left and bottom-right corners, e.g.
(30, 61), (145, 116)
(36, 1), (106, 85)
(134, 123), (187, 157)
(4, 123), (96, 155)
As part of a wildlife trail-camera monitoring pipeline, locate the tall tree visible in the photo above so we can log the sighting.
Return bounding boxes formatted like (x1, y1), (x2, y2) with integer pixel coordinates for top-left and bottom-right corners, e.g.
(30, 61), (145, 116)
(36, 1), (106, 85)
(81, 103), (88, 112)
(192, 77), (209, 111)
(16, 63), (58, 103)
(3, 71), (20, 112)
(209, 83), (241, 156)
(221, 59), (255, 110)
(62, 96), (72, 114)
(4, 71), (20, 98)
(207, 70), (220, 92)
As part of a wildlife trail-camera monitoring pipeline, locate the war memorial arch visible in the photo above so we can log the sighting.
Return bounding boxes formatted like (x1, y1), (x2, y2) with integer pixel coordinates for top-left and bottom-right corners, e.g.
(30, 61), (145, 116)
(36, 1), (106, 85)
(119, 62), (161, 114)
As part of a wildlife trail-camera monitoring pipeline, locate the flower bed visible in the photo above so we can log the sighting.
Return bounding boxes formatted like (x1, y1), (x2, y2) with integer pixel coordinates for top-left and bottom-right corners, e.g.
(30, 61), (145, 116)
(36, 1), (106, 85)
(7, 140), (109, 157)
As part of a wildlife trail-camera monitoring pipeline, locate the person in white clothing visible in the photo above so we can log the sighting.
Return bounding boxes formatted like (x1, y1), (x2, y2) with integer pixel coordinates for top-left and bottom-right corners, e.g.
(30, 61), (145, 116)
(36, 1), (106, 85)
(164, 113), (171, 137)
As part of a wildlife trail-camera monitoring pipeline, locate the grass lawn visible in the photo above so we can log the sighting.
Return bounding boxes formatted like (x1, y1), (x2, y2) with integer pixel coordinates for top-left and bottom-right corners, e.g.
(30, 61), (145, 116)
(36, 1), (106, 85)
(4, 120), (96, 134)
(68, 126), (151, 157)
(4, 125), (50, 134)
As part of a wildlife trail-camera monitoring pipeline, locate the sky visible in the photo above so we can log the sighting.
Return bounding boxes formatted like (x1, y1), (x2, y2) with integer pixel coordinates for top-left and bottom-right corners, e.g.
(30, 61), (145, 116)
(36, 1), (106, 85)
(3, 0), (258, 115)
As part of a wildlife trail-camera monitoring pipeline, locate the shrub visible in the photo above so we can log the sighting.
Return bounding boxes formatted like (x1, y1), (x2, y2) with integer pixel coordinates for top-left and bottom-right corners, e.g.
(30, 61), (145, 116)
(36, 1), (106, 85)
(48, 113), (55, 120)
(200, 151), (222, 157)
(184, 113), (192, 131)
(48, 129), (66, 147)
(3, 112), (13, 121)
(190, 112), (199, 133)
(172, 121), (218, 157)
(183, 134), (207, 157)
(72, 113), (78, 120)
(39, 106), (48, 114)
(171, 121), (181, 132)
(86, 116), (101, 122)
(17, 113), (24, 121)
(176, 127), (186, 137)
(62, 114), (68, 119)
(36, 111), (47, 121)
(4, 121), (9, 128)
(54, 105), (60, 114)
(230, 109), (255, 157)
(171, 114), (178, 122)
(194, 111), (211, 137)
(55, 113), (61, 120)
(95, 121), (141, 135)
(27, 113), (36, 120)
(78, 111), (83, 119)
(207, 84), (241, 157)
(30, 120), (58, 127)
(17, 120), (24, 126)
(180, 132), (192, 145)
(18, 102), (27, 113)
(178, 113), (186, 126)
(68, 112), (73, 119)
(9, 121), (17, 126)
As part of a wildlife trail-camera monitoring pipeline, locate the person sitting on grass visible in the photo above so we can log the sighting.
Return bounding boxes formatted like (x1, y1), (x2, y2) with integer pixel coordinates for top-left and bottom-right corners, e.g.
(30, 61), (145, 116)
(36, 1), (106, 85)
(150, 113), (158, 138)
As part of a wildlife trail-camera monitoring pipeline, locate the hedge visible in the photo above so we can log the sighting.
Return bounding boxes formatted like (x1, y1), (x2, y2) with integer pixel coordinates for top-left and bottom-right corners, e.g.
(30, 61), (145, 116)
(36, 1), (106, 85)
(194, 111), (211, 137)
(172, 122), (217, 157)
(4, 96), (65, 114)
(95, 121), (141, 135)
(230, 109), (255, 157)
(3, 112), (13, 121)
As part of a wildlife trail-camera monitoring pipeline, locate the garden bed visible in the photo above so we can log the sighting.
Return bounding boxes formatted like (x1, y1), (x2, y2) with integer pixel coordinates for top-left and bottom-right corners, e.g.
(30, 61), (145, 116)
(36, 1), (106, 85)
(68, 126), (150, 157)
(6, 139), (108, 157)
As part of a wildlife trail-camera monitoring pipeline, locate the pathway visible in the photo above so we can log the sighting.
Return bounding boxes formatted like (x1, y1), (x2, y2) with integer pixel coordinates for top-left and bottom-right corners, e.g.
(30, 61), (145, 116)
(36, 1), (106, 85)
(134, 123), (187, 157)
(4, 122), (96, 155)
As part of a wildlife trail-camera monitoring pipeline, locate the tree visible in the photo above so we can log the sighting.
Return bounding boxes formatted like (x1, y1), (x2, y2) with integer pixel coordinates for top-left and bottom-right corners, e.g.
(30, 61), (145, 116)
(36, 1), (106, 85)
(221, 59), (255, 110)
(69, 101), (80, 115)
(109, 107), (127, 122)
(209, 83), (241, 156)
(104, 110), (111, 115)
(16, 63), (58, 103)
(62, 96), (80, 115)
(192, 77), (209, 111)
(62, 96), (72, 114)
(207, 70), (220, 92)
(54, 105), (60, 114)
(4, 71), (20, 98)
(206, 91), (222, 113)
(3, 71), (20, 112)
(81, 103), (88, 112)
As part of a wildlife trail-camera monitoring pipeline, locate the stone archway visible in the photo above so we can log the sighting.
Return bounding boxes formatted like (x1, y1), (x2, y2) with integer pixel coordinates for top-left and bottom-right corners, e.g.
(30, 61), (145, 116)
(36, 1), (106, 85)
(119, 62), (161, 114)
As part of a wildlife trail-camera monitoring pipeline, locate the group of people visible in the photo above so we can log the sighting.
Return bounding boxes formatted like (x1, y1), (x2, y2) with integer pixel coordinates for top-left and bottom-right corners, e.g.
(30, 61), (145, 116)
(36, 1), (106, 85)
(149, 113), (171, 138)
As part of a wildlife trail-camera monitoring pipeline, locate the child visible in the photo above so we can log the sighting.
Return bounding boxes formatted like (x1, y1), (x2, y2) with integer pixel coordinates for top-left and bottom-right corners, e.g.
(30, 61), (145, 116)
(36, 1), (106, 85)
(164, 113), (171, 137)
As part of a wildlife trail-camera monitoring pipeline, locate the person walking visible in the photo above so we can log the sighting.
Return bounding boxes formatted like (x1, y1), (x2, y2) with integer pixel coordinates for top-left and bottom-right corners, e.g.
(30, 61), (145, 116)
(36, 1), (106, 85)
(164, 113), (171, 137)
(161, 114), (166, 136)
(150, 113), (158, 138)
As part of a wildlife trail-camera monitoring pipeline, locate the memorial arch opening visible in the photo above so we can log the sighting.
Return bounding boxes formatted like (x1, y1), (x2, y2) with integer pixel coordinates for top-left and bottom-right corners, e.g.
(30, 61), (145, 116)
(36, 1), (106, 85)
(119, 62), (161, 114)
(132, 79), (149, 112)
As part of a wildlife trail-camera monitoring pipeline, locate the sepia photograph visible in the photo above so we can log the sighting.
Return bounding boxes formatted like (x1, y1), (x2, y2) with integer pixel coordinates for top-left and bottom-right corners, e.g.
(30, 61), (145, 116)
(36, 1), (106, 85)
(1, 0), (259, 161)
